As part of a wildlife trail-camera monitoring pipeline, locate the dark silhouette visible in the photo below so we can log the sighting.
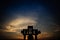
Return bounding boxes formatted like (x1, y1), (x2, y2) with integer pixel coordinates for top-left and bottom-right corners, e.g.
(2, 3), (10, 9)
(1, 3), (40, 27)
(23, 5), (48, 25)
(21, 26), (41, 40)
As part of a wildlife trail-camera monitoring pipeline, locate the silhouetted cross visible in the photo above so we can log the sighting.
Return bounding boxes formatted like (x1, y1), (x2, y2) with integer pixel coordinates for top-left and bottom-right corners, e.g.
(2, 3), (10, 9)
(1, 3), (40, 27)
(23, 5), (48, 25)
(21, 26), (41, 40)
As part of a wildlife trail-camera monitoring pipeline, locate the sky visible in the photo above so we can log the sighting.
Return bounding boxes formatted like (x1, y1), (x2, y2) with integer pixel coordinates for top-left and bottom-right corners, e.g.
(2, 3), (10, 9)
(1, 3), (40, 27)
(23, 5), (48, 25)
(0, 0), (60, 39)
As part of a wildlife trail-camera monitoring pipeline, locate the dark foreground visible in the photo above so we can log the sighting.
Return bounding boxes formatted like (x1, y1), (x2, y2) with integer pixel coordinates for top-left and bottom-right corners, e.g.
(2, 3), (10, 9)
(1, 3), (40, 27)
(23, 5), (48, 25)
(0, 37), (60, 40)
(0, 39), (59, 40)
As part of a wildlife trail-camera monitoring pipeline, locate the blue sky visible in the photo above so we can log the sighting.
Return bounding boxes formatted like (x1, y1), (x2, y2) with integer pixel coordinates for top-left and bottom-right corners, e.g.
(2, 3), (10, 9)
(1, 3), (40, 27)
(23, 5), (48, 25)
(3, 1), (54, 33)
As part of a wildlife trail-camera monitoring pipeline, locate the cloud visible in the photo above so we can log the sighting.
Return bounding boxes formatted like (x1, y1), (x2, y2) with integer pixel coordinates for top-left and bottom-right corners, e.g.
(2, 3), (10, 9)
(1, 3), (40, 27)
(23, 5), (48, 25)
(37, 32), (53, 39)
(0, 29), (53, 39)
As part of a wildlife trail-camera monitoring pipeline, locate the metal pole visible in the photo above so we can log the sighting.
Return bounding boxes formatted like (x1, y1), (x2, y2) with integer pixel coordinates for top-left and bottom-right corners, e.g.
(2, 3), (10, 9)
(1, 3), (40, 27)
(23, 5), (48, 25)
(35, 35), (37, 40)
(24, 35), (26, 40)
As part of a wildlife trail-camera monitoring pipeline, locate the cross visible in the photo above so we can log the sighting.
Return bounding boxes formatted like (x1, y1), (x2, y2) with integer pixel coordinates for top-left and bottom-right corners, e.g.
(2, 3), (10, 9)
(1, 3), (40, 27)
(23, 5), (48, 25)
(21, 26), (41, 40)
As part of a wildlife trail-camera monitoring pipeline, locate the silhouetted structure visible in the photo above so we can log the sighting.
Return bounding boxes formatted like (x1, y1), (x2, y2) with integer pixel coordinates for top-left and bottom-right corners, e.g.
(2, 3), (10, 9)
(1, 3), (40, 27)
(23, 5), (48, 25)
(21, 26), (41, 40)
